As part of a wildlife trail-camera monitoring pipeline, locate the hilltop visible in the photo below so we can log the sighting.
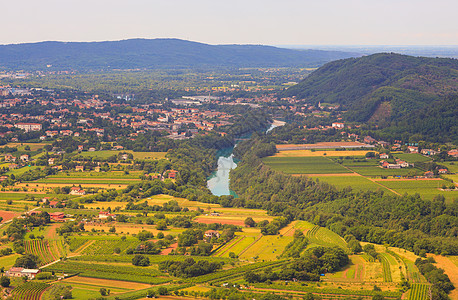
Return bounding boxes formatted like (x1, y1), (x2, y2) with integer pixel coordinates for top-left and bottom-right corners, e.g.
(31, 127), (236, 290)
(284, 53), (458, 141)
(0, 38), (357, 70)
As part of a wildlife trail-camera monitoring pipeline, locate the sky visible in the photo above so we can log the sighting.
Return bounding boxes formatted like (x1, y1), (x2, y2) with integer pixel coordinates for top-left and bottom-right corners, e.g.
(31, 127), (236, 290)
(2, 0), (458, 46)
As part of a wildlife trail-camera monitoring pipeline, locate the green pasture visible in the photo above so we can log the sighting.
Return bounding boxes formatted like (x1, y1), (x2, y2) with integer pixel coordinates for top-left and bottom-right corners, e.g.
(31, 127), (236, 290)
(34, 178), (141, 184)
(239, 234), (293, 261)
(311, 175), (394, 194)
(393, 153), (432, 163)
(5, 166), (45, 176)
(47, 170), (144, 179)
(442, 162), (458, 173)
(347, 166), (422, 177)
(262, 156), (351, 174)
(76, 150), (166, 160)
(375, 179), (458, 202)
(306, 225), (349, 252)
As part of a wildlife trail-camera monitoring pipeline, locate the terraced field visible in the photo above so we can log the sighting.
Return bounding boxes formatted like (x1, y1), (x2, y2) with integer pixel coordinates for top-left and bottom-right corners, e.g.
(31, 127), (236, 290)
(24, 239), (63, 266)
(408, 283), (431, 300)
(306, 225), (349, 252)
(12, 282), (50, 300)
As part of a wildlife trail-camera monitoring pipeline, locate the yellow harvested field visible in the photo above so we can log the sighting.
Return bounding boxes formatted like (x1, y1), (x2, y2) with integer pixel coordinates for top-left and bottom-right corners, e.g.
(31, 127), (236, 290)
(15, 182), (128, 189)
(274, 150), (377, 158)
(239, 234), (293, 261)
(429, 254), (458, 300)
(62, 276), (151, 289)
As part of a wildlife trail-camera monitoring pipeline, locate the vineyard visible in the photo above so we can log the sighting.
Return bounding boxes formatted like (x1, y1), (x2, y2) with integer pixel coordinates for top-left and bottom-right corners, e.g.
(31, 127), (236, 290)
(43, 260), (170, 284)
(379, 253), (393, 282)
(12, 282), (49, 300)
(306, 226), (349, 252)
(81, 238), (140, 255)
(24, 239), (62, 266)
(408, 284), (430, 300)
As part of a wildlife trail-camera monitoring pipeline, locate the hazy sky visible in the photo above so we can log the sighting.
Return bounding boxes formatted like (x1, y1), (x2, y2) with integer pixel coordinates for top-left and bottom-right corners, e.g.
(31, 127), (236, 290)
(3, 0), (457, 45)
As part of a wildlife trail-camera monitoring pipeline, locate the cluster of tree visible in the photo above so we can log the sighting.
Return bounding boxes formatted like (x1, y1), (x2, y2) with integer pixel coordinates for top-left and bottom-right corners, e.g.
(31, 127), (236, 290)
(159, 257), (222, 278)
(132, 254), (151, 266)
(56, 221), (85, 236)
(258, 217), (289, 235)
(415, 258), (455, 300)
(14, 253), (40, 269)
(125, 200), (185, 212)
(281, 230), (308, 258)
(0, 247), (13, 257)
(230, 142), (458, 255)
(7, 212), (51, 240)
(246, 247), (349, 283)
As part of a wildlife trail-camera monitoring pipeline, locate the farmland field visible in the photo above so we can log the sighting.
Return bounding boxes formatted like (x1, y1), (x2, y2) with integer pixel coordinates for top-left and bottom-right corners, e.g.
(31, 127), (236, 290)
(311, 175), (394, 193)
(407, 283), (430, 300)
(0, 253), (21, 269)
(239, 234), (293, 261)
(375, 179), (458, 202)
(262, 156), (352, 174)
(76, 150), (167, 160)
(306, 226), (349, 252)
(273, 149), (375, 158)
(393, 153), (432, 163)
(347, 165), (423, 177)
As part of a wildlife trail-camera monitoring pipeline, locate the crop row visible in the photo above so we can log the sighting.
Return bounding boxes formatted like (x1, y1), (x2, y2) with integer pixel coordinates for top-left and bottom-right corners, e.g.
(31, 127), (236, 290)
(68, 237), (89, 252)
(379, 253), (393, 282)
(408, 283), (430, 300)
(70, 254), (233, 264)
(187, 260), (288, 284)
(82, 239), (140, 255)
(213, 235), (244, 257)
(253, 283), (401, 298)
(24, 239), (60, 266)
(43, 260), (169, 284)
(13, 282), (49, 300)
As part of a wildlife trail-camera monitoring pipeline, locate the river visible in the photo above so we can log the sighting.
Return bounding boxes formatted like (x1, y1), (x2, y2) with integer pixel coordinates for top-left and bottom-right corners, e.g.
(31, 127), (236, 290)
(207, 120), (285, 196)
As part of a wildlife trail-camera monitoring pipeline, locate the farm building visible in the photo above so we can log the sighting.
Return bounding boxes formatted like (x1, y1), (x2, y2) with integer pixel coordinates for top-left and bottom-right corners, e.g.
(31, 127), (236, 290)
(205, 230), (220, 239)
(99, 211), (116, 219)
(49, 212), (66, 222)
(69, 187), (86, 195)
(6, 267), (41, 279)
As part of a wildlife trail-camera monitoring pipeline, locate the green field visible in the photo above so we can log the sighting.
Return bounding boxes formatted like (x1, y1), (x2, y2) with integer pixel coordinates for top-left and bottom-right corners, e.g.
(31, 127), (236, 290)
(239, 234), (294, 261)
(47, 170), (144, 179)
(306, 226), (349, 252)
(312, 175), (394, 194)
(376, 179), (458, 202)
(347, 166), (422, 177)
(262, 156), (351, 174)
(442, 162), (458, 173)
(393, 153), (432, 163)
(76, 150), (166, 160)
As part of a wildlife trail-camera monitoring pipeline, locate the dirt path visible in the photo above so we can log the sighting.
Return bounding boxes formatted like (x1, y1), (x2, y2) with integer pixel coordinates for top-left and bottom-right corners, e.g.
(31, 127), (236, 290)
(429, 254), (458, 300)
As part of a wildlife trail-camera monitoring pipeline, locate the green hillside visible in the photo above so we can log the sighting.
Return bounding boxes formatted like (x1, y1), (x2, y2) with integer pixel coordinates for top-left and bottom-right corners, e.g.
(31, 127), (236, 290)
(284, 53), (458, 142)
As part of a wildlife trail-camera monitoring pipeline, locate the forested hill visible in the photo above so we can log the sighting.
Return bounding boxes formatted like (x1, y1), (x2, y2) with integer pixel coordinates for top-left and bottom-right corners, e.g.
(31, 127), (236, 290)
(0, 38), (357, 70)
(284, 53), (458, 123)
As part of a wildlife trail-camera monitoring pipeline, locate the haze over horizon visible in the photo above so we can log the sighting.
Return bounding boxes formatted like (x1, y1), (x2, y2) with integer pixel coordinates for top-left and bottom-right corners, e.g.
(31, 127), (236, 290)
(3, 0), (457, 46)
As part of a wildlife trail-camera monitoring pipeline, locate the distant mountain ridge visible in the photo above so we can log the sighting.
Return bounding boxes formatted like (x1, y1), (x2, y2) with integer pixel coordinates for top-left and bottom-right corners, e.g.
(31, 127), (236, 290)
(0, 38), (358, 70)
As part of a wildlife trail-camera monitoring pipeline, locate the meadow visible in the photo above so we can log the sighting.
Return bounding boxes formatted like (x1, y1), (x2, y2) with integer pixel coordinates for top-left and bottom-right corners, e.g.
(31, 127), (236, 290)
(375, 179), (457, 202)
(76, 150), (167, 160)
(272, 149), (375, 158)
(262, 156), (352, 174)
(312, 175), (394, 193)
